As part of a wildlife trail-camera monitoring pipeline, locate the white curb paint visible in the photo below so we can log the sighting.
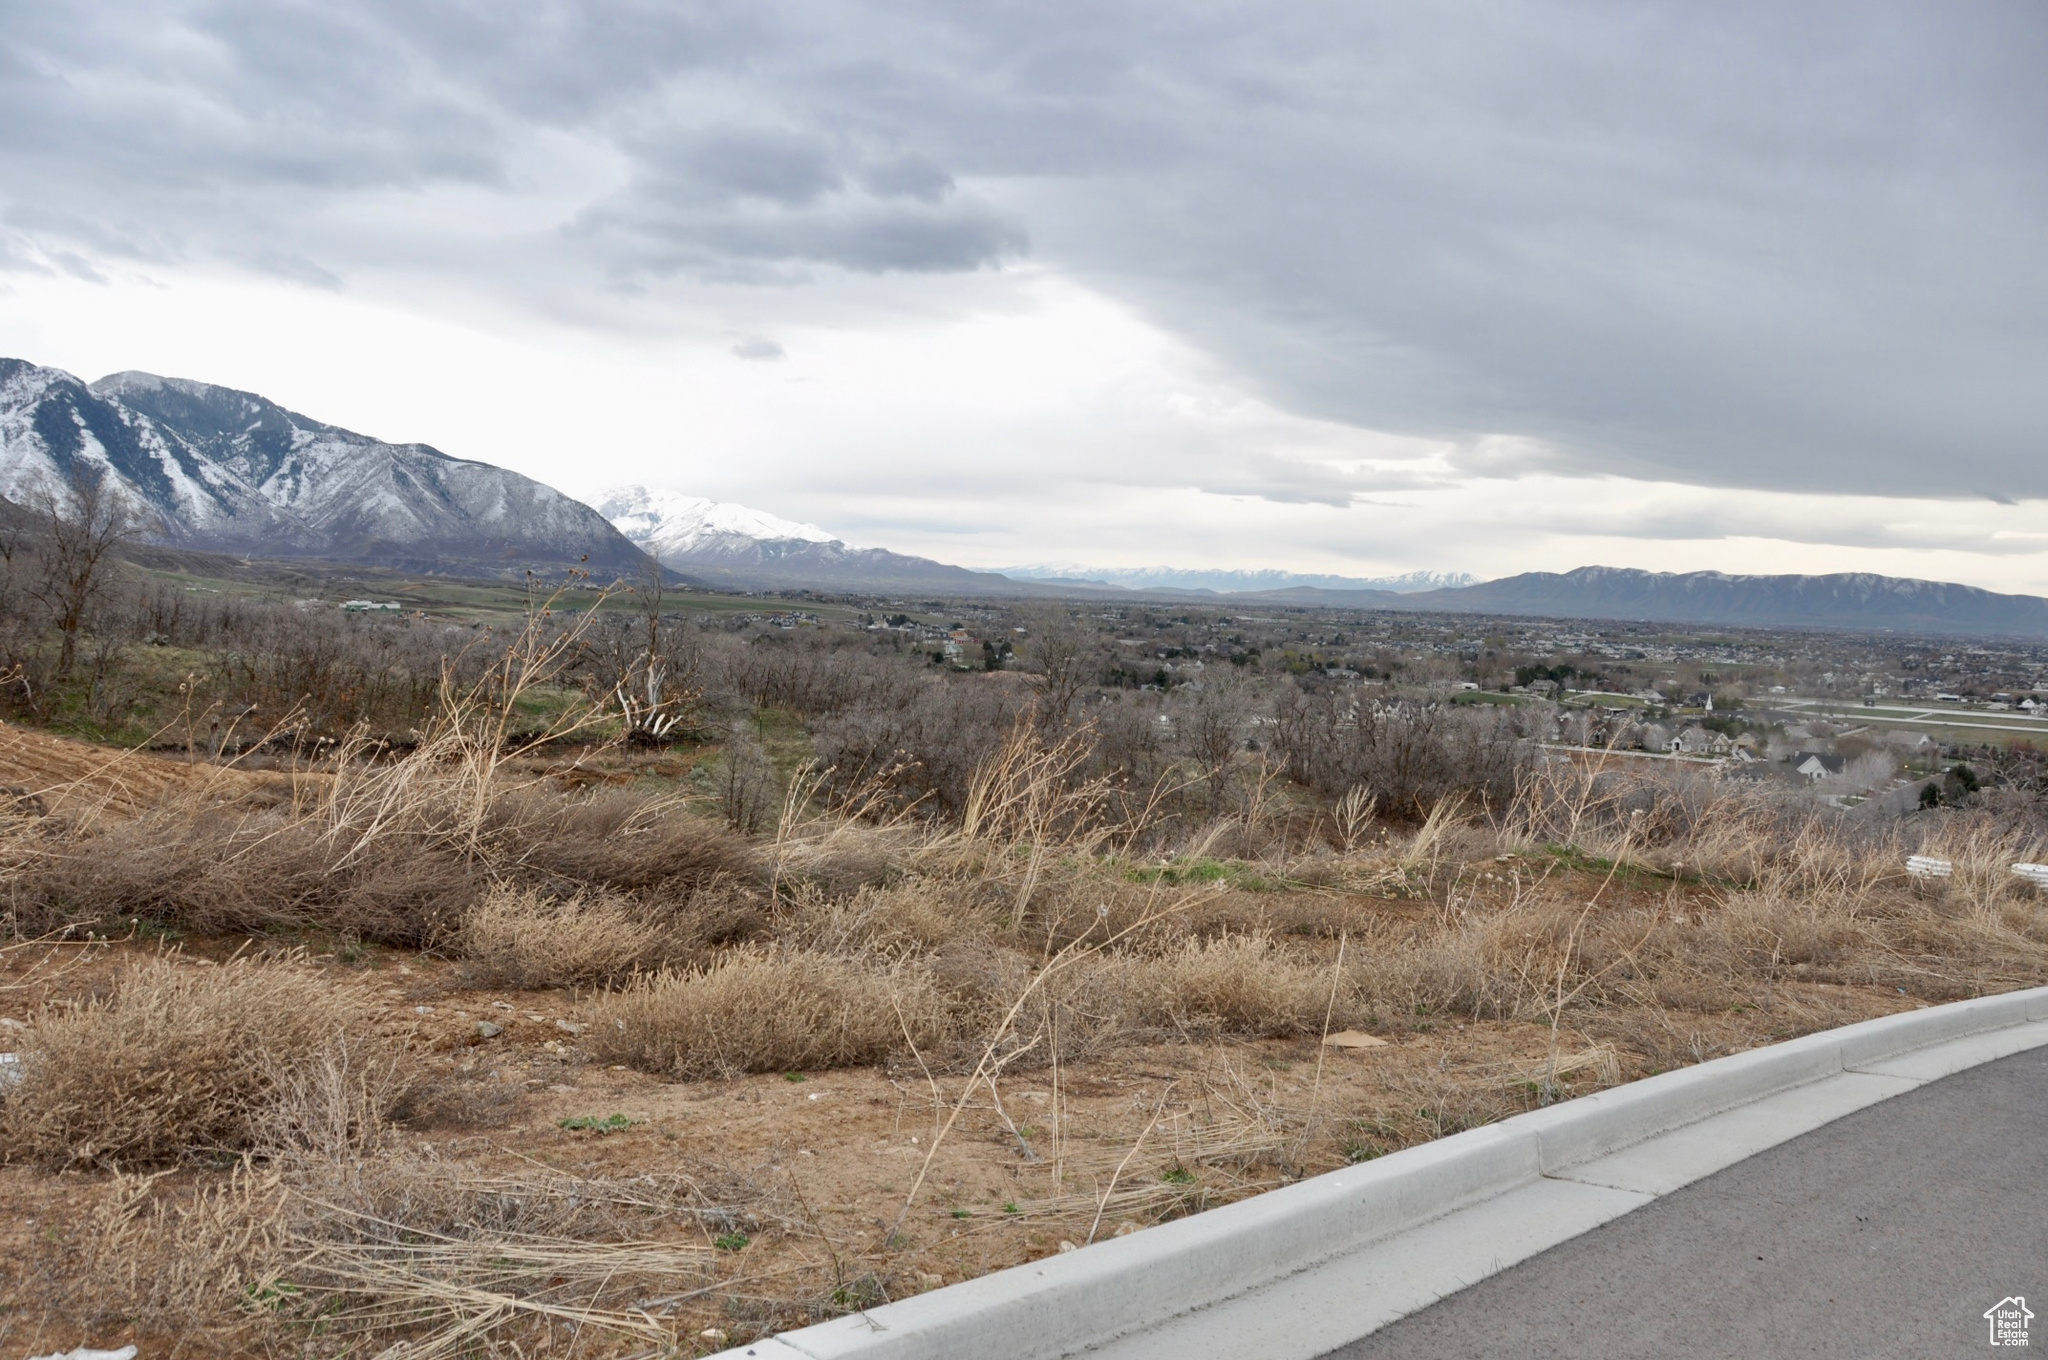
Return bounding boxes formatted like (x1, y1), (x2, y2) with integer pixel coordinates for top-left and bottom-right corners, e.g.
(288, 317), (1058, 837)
(712, 987), (2048, 1360)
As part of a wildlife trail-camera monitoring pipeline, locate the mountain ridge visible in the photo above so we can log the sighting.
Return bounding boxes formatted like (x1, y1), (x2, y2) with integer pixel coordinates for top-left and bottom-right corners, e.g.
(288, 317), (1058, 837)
(0, 358), (652, 577)
(1241, 565), (2048, 636)
(9, 356), (2046, 635)
(599, 484), (1031, 593)
(999, 565), (1476, 594)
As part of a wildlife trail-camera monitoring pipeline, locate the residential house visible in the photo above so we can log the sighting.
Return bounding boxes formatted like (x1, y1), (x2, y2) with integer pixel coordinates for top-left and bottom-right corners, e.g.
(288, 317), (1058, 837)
(1793, 751), (1846, 782)
(1672, 727), (1732, 756)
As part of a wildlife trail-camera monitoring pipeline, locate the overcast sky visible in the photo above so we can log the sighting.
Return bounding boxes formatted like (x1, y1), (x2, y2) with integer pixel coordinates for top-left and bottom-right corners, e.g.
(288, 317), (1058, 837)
(4, 2), (2046, 587)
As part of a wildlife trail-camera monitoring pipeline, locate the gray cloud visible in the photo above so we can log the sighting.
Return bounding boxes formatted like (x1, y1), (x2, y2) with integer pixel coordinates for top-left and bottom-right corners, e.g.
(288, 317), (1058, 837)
(1541, 501), (2048, 557)
(2, 1), (2043, 498)
(859, 153), (954, 203)
(652, 127), (844, 208)
(730, 335), (785, 360)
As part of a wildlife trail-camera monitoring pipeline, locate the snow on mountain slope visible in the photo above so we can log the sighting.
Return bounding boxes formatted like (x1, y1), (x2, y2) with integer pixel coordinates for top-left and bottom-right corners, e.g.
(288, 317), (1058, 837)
(596, 486), (842, 559)
(0, 358), (649, 575)
(598, 483), (1035, 592)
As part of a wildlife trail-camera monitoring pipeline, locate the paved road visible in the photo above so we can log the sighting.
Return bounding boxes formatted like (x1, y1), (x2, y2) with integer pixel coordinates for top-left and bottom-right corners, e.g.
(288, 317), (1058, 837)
(1769, 699), (2048, 737)
(1323, 1048), (2048, 1359)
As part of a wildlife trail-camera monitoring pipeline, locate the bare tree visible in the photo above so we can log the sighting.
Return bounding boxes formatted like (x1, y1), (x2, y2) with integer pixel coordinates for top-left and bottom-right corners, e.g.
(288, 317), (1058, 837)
(1023, 607), (1093, 731)
(1178, 673), (1254, 810)
(29, 465), (137, 684)
(585, 562), (703, 744)
(719, 721), (779, 833)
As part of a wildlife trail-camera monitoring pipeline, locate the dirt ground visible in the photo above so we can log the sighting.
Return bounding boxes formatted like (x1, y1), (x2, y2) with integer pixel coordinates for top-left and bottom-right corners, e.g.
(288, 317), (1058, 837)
(1, 711), (2017, 1357)
(0, 898), (1925, 1357)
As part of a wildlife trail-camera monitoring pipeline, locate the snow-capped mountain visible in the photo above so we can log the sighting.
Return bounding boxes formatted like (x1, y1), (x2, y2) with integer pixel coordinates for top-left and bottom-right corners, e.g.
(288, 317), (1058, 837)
(0, 358), (650, 575)
(596, 486), (841, 560)
(598, 484), (1016, 592)
(1001, 565), (1477, 595)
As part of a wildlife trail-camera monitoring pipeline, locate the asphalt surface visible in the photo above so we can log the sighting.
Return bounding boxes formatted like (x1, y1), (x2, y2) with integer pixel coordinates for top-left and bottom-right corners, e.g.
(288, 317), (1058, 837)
(1323, 1047), (2048, 1359)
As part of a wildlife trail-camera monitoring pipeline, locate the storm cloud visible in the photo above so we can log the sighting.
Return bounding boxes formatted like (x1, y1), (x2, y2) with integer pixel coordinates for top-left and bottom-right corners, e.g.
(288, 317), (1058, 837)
(3, 1), (2044, 502)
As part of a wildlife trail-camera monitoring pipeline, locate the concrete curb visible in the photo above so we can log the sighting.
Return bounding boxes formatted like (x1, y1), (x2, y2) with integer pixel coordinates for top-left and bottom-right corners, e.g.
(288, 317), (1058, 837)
(713, 986), (2048, 1360)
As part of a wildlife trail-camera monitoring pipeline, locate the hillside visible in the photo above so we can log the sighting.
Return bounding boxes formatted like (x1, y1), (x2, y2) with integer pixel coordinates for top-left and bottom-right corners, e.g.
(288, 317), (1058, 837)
(0, 359), (653, 577)
(599, 485), (1033, 594)
(1247, 566), (2048, 637)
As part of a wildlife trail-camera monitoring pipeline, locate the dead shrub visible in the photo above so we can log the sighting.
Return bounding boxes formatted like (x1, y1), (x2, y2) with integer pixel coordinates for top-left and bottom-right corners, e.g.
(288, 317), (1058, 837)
(588, 948), (950, 1078)
(56, 1151), (754, 1359)
(3, 782), (752, 948)
(1358, 931), (1506, 1022)
(3, 802), (484, 944)
(1024, 874), (1221, 954)
(266, 1154), (723, 1357)
(1020, 952), (1143, 1061)
(1124, 935), (1342, 1037)
(501, 788), (757, 893)
(454, 885), (684, 989)
(1, 954), (397, 1169)
(63, 1161), (287, 1339)
(785, 879), (992, 955)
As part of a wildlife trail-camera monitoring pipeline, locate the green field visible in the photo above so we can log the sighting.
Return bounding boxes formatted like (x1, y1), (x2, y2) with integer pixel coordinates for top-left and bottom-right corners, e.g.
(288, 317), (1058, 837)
(125, 548), (868, 627)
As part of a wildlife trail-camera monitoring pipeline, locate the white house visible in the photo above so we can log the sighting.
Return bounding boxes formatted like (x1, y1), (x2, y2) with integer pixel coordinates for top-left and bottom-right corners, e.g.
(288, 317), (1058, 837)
(1794, 752), (1846, 782)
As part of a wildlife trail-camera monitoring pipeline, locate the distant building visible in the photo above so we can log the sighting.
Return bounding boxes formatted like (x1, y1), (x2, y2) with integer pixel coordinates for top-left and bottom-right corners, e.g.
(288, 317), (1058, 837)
(1793, 751), (1846, 781)
(1672, 727), (1732, 756)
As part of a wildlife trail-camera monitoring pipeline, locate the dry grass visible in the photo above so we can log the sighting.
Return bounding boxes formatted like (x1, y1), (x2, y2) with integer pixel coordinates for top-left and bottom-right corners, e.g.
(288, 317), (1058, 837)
(0, 953), (397, 1169)
(60, 1161), (287, 1340)
(0, 603), (753, 946)
(454, 885), (686, 988)
(52, 1153), (758, 1359)
(12, 670), (2048, 1358)
(1123, 934), (1343, 1038)
(588, 947), (953, 1078)
(0, 781), (755, 947)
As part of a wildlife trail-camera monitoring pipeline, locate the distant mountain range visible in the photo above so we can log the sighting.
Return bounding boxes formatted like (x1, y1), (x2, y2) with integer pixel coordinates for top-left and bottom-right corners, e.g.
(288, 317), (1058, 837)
(597, 494), (1489, 601)
(597, 485), (1021, 593)
(7, 356), (2047, 637)
(602, 495), (2048, 636)
(0, 358), (648, 576)
(1001, 565), (1476, 594)
(1248, 566), (2048, 636)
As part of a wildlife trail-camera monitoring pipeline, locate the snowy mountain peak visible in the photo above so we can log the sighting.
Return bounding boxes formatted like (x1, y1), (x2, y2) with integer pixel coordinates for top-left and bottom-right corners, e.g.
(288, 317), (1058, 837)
(594, 484), (1031, 591)
(596, 485), (844, 556)
(0, 356), (649, 575)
